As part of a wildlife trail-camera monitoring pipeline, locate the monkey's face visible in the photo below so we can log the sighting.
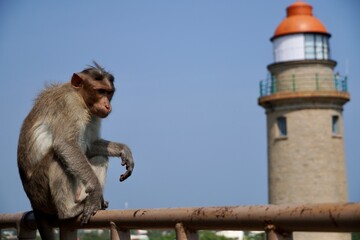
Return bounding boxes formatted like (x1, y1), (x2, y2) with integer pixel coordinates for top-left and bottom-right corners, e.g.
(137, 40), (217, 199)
(85, 81), (115, 118)
(71, 73), (115, 118)
(89, 89), (114, 118)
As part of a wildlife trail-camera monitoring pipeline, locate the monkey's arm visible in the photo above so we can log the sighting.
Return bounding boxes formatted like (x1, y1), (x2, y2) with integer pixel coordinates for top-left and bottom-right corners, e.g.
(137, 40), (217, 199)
(87, 139), (134, 182)
(53, 140), (103, 224)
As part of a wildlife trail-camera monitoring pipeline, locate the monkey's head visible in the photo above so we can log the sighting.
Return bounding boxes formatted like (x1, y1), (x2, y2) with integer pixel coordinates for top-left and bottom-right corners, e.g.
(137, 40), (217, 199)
(71, 62), (115, 118)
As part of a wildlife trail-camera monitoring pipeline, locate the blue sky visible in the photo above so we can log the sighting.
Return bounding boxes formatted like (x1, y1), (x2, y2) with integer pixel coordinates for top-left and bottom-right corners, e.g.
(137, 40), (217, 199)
(0, 1), (359, 213)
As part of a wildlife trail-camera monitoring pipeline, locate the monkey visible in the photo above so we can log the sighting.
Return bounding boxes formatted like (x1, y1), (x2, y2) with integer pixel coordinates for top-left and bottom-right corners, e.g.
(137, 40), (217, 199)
(17, 62), (134, 239)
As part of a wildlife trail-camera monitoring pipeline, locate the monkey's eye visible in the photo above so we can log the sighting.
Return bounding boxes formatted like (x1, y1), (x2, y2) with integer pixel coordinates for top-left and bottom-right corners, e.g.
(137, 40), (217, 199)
(97, 89), (107, 95)
(93, 73), (103, 81)
(97, 89), (114, 97)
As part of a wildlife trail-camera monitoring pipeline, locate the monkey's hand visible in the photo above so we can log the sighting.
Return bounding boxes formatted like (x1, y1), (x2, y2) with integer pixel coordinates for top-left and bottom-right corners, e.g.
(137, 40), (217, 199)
(119, 146), (134, 182)
(81, 185), (103, 224)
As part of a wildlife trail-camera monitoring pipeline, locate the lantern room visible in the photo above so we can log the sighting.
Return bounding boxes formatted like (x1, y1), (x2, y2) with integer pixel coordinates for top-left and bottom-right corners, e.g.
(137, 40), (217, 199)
(271, 1), (331, 63)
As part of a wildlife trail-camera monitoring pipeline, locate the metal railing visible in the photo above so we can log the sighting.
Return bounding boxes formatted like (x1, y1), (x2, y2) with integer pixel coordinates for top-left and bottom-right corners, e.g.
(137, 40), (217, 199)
(1, 203), (360, 240)
(259, 73), (348, 97)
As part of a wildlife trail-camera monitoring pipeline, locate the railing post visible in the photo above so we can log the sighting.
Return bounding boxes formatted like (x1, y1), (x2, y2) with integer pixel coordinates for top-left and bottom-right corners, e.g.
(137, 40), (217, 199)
(17, 229), (37, 240)
(59, 227), (77, 240)
(343, 76), (348, 91)
(187, 230), (199, 240)
(175, 223), (187, 240)
(315, 73), (319, 90)
(18, 211), (37, 240)
(175, 223), (198, 240)
(334, 73), (339, 90)
(110, 222), (130, 240)
(292, 74), (296, 92)
(265, 225), (292, 240)
(271, 75), (276, 94)
(58, 217), (78, 240)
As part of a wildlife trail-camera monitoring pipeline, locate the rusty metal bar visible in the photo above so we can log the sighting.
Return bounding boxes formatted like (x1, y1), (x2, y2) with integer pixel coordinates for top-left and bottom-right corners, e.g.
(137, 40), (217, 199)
(175, 223), (188, 240)
(110, 222), (130, 240)
(265, 224), (292, 240)
(266, 230), (292, 240)
(110, 222), (120, 240)
(58, 215), (78, 240)
(110, 222), (119, 240)
(1, 203), (360, 234)
(59, 227), (77, 240)
(175, 223), (199, 240)
(0, 211), (37, 240)
(187, 230), (199, 240)
(0, 212), (25, 228)
(85, 203), (360, 232)
(18, 212), (37, 240)
(18, 226), (37, 240)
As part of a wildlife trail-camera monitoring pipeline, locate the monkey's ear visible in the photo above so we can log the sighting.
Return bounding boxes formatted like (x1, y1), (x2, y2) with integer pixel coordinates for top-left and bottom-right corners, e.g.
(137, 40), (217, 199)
(71, 73), (84, 89)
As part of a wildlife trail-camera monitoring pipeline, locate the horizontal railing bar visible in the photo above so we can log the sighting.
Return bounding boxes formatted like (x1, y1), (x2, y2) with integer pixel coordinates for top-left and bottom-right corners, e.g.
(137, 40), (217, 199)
(1, 203), (360, 232)
(0, 212), (24, 228)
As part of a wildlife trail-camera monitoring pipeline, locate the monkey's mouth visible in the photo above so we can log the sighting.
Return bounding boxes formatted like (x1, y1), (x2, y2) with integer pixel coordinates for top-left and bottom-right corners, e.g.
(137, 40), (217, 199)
(97, 111), (111, 118)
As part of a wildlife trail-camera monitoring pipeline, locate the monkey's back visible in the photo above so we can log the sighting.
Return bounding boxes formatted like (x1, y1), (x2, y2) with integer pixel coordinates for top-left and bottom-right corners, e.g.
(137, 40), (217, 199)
(17, 83), (90, 183)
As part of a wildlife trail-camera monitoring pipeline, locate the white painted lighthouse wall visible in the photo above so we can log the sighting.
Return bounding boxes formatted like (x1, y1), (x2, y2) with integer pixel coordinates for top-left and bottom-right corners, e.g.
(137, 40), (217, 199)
(273, 34), (305, 62)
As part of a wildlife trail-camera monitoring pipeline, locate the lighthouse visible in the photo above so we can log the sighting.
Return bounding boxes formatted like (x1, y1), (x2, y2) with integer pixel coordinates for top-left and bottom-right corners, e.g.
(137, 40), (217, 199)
(258, 2), (350, 240)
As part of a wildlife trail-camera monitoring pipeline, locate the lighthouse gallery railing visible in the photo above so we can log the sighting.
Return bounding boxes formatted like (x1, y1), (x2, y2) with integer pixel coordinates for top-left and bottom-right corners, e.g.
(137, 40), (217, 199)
(259, 73), (348, 97)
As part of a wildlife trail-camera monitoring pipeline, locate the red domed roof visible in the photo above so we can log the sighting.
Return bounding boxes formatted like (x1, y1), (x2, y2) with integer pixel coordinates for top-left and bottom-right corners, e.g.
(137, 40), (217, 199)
(272, 1), (329, 39)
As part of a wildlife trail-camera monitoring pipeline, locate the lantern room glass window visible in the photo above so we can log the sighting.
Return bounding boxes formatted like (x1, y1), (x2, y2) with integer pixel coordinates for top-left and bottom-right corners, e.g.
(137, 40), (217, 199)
(305, 34), (330, 60)
(273, 33), (331, 63)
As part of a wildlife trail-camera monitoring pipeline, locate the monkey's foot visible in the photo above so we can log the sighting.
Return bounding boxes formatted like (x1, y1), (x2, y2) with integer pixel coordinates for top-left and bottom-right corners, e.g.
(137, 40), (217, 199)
(101, 200), (109, 209)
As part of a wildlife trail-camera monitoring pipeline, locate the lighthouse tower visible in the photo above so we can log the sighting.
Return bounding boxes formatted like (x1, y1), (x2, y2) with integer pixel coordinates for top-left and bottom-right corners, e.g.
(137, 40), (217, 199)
(258, 2), (350, 240)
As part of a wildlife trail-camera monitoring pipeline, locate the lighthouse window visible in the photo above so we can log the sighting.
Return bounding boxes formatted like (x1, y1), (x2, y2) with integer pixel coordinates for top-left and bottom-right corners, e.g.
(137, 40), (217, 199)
(332, 115), (340, 135)
(304, 34), (330, 60)
(277, 117), (287, 137)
